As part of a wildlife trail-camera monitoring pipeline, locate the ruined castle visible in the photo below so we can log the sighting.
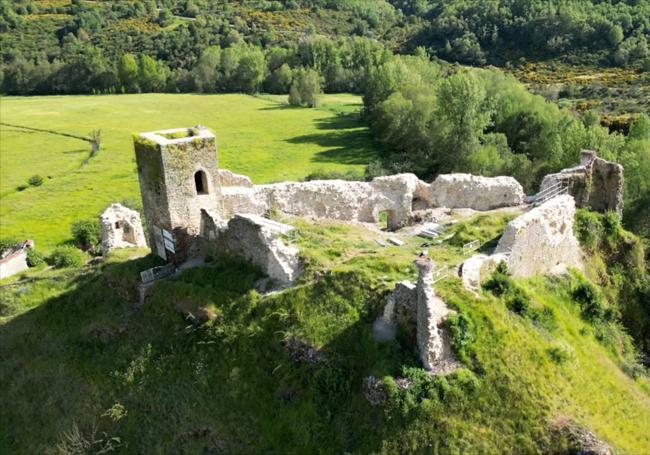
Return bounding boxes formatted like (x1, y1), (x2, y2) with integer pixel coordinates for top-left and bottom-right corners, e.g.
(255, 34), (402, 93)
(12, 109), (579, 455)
(91, 125), (625, 374)
(121, 126), (624, 285)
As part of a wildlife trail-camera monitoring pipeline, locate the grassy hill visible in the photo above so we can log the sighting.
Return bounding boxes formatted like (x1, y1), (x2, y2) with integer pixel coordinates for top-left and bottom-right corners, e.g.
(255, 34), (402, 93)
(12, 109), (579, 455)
(1, 213), (649, 453)
(0, 93), (377, 252)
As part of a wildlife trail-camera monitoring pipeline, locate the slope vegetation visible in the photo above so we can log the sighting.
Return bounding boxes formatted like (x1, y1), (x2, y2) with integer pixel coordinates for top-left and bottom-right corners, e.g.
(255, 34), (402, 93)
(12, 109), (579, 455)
(1, 213), (648, 453)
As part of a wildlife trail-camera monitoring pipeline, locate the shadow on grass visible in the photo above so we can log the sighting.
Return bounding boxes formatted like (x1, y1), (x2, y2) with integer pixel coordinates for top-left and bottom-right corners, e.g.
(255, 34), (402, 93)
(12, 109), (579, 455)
(0, 255), (399, 453)
(286, 113), (379, 166)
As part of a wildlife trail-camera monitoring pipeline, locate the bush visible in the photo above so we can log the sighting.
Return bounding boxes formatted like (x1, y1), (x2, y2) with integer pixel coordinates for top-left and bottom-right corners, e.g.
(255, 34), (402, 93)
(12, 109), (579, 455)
(0, 238), (20, 255)
(26, 249), (46, 267)
(28, 175), (44, 187)
(505, 287), (531, 316)
(574, 209), (602, 251)
(482, 262), (511, 297)
(572, 281), (606, 322)
(48, 246), (87, 269)
(71, 219), (101, 254)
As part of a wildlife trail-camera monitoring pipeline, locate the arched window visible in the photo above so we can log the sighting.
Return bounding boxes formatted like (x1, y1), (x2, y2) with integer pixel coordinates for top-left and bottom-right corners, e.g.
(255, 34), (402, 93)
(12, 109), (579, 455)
(194, 170), (208, 195)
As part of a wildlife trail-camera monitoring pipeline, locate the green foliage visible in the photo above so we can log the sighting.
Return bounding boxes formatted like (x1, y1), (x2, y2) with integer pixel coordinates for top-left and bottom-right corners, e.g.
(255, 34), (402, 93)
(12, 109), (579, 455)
(289, 67), (323, 107)
(572, 281), (607, 322)
(26, 248), (45, 268)
(48, 245), (87, 268)
(27, 174), (43, 187)
(0, 237), (19, 255)
(71, 219), (101, 254)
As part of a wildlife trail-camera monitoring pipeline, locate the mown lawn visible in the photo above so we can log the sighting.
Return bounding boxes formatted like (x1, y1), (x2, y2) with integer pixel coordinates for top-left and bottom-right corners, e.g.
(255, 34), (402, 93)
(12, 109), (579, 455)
(0, 93), (378, 252)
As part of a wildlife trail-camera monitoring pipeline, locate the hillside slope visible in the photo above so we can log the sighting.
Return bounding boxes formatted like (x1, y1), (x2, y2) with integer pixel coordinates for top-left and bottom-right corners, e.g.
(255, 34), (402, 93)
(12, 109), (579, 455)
(1, 213), (648, 453)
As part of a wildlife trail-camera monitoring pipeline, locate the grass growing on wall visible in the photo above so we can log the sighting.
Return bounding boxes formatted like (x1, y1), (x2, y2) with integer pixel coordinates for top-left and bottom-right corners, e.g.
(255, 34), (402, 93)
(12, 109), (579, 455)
(0, 94), (377, 252)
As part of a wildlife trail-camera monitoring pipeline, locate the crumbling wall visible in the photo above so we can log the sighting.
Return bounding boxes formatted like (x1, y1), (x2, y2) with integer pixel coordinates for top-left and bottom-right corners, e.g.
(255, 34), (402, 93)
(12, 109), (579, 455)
(0, 240), (33, 280)
(414, 257), (457, 374)
(460, 253), (510, 291)
(430, 174), (525, 210)
(100, 204), (147, 255)
(218, 169), (253, 188)
(217, 214), (302, 285)
(495, 195), (582, 278)
(221, 173), (524, 230)
(540, 150), (623, 215)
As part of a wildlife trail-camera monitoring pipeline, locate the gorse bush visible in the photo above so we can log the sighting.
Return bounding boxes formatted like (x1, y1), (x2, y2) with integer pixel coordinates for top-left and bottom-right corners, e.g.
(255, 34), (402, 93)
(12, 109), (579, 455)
(48, 245), (87, 269)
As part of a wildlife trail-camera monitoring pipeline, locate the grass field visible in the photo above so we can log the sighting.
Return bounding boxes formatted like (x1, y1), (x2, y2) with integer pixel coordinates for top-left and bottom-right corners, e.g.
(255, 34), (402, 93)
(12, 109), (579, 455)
(0, 93), (378, 252)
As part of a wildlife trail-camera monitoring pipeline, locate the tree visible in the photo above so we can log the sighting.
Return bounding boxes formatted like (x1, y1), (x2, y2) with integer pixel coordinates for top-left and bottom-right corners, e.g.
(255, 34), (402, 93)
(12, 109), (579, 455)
(435, 72), (493, 170)
(117, 54), (139, 92)
(266, 63), (293, 94)
(608, 24), (624, 48)
(191, 46), (221, 93)
(288, 68), (322, 107)
(138, 55), (166, 92)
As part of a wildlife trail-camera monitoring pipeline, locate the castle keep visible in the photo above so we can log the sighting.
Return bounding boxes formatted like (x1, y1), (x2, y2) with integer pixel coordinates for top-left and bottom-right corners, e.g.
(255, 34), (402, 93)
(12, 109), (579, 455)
(134, 127), (222, 264)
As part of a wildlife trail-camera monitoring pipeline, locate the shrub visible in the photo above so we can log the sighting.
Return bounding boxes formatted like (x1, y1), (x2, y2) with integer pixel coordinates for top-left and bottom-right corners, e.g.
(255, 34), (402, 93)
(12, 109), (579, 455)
(26, 249), (46, 267)
(482, 262), (511, 297)
(28, 174), (44, 187)
(71, 219), (101, 254)
(505, 287), (531, 316)
(0, 238), (20, 255)
(574, 209), (602, 251)
(49, 246), (87, 269)
(16, 184), (28, 191)
(572, 281), (606, 322)
(547, 341), (573, 365)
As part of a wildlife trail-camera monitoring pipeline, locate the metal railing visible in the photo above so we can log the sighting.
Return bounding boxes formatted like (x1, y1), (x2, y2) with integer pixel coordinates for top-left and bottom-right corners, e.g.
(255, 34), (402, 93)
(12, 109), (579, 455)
(532, 181), (569, 207)
(462, 239), (480, 254)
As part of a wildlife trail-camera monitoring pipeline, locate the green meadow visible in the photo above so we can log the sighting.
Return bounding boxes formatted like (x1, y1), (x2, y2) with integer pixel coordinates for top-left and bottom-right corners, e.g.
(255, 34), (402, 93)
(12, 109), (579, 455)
(0, 93), (377, 252)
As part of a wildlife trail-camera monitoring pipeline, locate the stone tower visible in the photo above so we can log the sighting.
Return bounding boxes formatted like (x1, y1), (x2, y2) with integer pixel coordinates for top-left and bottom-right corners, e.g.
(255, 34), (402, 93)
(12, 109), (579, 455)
(134, 126), (222, 264)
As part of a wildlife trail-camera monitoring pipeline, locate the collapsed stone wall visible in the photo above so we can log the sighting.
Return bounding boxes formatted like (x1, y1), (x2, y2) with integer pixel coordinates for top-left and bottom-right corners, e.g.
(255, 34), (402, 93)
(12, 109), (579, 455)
(0, 240), (33, 280)
(459, 195), (583, 288)
(220, 171), (524, 230)
(540, 150), (624, 215)
(430, 174), (525, 211)
(495, 195), (582, 278)
(373, 257), (458, 374)
(100, 204), (148, 255)
(216, 214), (302, 285)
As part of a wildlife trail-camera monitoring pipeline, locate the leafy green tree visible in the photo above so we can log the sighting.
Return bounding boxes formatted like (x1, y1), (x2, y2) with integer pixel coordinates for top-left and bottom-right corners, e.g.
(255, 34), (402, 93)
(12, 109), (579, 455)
(435, 72), (493, 170)
(288, 68), (323, 107)
(191, 46), (221, 93)
(138, 55), (167, 92)
(117, 54), (139, 92)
